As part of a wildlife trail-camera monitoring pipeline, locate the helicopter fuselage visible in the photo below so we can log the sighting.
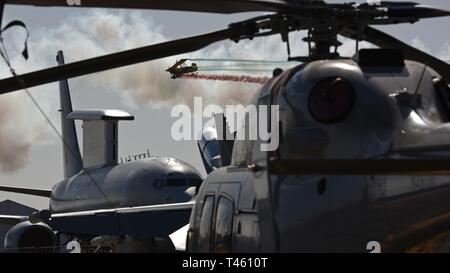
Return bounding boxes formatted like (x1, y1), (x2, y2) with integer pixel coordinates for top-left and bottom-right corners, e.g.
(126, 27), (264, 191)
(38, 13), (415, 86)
(188, 56), (450, 253)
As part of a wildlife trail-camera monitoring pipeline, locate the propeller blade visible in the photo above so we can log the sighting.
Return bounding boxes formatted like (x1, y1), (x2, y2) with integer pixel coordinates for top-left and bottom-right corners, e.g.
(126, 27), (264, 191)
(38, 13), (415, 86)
(6, 0), (292, 13)
(0, 25), (254, 94)
(342, 26), (450, 82)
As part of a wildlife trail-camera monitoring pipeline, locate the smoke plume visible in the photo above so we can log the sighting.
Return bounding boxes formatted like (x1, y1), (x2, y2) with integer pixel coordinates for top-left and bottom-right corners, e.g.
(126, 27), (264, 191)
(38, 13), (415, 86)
(0, 10), (446, 172)
(181, 73), (271, 84)
(0, 93), (48, 172)
(0, 10), (277, 172)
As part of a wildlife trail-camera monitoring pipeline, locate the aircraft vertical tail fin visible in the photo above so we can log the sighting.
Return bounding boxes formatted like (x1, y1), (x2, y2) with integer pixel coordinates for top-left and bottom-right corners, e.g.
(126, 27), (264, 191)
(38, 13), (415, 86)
(197, 114), (235, 173)
(57, 50), (83, 178)
(198, 127), (222, 174)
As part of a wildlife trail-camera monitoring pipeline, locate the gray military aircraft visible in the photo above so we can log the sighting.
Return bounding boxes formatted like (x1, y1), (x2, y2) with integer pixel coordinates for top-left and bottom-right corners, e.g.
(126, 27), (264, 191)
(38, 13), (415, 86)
(0, 51), (203, 252)
(0, 0), (449, 253)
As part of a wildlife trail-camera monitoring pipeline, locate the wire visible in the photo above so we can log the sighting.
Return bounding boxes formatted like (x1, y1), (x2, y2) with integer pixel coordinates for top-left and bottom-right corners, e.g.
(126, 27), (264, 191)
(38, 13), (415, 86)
(0, 37), (114, 209)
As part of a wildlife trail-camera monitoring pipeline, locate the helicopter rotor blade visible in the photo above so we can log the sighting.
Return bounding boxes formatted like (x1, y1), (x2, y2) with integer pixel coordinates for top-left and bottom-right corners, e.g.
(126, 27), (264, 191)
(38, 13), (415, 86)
(5, 0), (298, 14)
(0, 24), (258, 94)
(342, 26), (450, 82)
(0, 1), (448, 93)
(385, 4), (450, 19)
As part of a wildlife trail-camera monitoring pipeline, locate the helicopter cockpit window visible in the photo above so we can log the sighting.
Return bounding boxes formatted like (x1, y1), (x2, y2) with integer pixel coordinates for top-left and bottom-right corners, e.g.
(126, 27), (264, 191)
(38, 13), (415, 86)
(415, 72), (445, 123)
(198, 195), (214, 252)
(214, 196), (234, 253)
(433, 78), (450, 122)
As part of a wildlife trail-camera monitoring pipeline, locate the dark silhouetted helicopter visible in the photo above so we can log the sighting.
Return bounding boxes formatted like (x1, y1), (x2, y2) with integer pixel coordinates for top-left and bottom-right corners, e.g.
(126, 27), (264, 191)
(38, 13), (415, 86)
(0, 0), (449, 253)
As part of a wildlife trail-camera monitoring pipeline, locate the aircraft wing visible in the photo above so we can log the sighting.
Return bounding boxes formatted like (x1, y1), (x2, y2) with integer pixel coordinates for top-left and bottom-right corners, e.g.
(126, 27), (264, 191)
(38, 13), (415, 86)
(0, 186), (52, 197)
(0, 215), (28, 225)
(48, 201), (194, 237)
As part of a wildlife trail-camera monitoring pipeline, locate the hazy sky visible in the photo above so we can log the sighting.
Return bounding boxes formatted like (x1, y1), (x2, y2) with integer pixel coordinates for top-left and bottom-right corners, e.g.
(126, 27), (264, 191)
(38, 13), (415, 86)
(0, 0), (449, 210)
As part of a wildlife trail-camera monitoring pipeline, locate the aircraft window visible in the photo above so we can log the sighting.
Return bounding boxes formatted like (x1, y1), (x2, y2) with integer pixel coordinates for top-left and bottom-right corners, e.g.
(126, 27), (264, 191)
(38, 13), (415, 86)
(418, 92), (442, 123)
(198, 196), (214, 252)
(186, 178), (202, 187)
(166, 178), (186, 187)
(166, 172), (186, 187)
(416, 71), (444, 123)
(214, 196), (234, 253)
(431, 78), (450, 122)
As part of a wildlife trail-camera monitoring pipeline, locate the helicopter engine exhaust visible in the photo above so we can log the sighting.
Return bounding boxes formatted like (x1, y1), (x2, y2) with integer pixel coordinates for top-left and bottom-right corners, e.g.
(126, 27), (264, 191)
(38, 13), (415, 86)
(181, 73), (270, 84)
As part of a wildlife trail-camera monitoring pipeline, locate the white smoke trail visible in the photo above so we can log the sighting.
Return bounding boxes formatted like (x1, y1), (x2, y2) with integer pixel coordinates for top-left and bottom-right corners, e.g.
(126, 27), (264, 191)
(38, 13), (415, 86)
(0, 92), (49, 172)
(0, 95), (31, 172)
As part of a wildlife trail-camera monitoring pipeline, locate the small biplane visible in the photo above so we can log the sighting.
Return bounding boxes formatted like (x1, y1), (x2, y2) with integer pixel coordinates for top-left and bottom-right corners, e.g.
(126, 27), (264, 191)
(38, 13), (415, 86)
(166, 59), (198, 79)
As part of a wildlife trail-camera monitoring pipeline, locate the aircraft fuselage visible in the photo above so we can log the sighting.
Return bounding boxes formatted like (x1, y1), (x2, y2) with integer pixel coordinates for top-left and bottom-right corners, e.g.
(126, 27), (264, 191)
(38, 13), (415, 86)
(50, 157), (202, 213)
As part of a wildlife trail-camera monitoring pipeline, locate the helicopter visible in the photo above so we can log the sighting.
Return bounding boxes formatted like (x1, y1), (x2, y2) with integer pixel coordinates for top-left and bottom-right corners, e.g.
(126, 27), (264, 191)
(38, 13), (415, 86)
(0, 0), (448, 253)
